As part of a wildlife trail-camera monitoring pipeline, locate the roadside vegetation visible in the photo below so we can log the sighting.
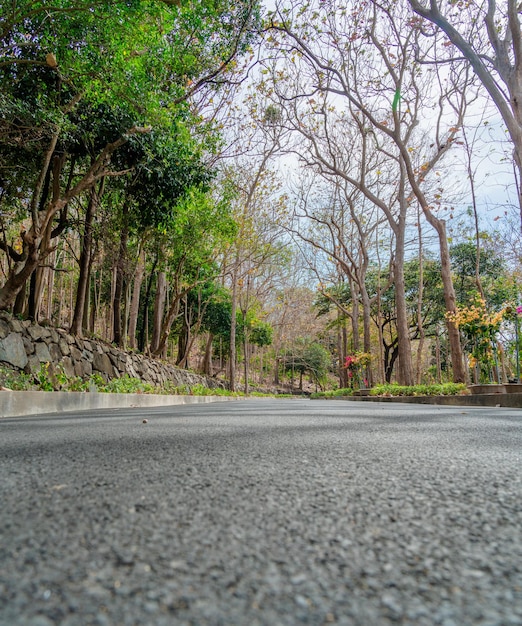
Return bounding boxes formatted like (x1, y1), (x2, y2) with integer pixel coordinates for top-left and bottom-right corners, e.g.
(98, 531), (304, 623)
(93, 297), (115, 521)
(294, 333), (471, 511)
(0, 364), (292, 397)
(311, 383), (467, 399)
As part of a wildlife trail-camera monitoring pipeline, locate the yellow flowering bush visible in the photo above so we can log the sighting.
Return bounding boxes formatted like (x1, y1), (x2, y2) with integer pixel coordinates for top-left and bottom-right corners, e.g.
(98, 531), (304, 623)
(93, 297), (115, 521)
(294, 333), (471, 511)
(446, 297), (505, 383)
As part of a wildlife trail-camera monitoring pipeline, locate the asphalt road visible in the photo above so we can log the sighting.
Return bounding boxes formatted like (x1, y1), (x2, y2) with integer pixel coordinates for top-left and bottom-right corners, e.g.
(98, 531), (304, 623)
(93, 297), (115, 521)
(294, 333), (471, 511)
(1, 399), (522, 626)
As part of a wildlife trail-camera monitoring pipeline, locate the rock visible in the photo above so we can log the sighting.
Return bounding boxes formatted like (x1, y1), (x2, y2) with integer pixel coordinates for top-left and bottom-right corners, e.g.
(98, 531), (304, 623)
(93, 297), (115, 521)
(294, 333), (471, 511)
(60, 356), (75, 378)
(28, 325), (51, 341)
(70, 346), (82, 362)
(25, 355), (41, 376)
(34, 342), (52, 363)
(81, 349), (93, 362)
(74, 360), (92, 378)
(93, 352), (113, 376)
(48, 328), (59, 343)
(0, 317), (225, 392)
(49, 343), (62, 362)
(59, 338), (70, 356)
(0, 318), (10, 339)
(23, 336), (35, 355)
(0, 333), (28, 369)
(9, 318), (25, 333)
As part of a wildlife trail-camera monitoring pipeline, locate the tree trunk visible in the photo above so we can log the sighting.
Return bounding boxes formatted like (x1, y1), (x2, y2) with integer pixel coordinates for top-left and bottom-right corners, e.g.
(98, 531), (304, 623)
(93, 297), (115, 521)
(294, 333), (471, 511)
(0, 241), (43, 311)
(415, 217), (426, 384)
(243, 332), (249, 395)
(350, 279), (360, 352)
(71, 184), (100, 336)
(274, 356), (280, 385)
(128, 245), (145, 350)
(150, 271), (166, 355)
(45, 249), (56, 321)
(338, 321), (345, 388)
(228, 262), (239, 392)
(152, 285), (187, 358)
(202, 333), (214, 376)
(360, 287), (373, 386)
(428, 218), (466, 383)
(0, 128), (143, 313)
(113, 205), (129, 347)
(139, 255), (158, 352)
(394, 224), (415, 386)
(176, 321), (188, 367)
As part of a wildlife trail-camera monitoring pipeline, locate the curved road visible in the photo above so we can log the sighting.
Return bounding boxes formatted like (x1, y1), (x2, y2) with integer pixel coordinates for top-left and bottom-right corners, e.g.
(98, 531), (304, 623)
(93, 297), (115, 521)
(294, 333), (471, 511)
(1, 399), (522, 625)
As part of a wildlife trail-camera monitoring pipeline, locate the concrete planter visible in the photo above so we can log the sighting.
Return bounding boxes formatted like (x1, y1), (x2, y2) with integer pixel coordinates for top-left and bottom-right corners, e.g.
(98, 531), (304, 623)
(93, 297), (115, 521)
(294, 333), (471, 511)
(468, 384), (506, 395)
(504, 383), (522, 394)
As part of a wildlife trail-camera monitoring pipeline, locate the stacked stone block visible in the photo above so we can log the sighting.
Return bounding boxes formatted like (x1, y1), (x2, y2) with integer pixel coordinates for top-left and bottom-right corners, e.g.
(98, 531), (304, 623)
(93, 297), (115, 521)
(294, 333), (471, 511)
(0, 313), (223, 390)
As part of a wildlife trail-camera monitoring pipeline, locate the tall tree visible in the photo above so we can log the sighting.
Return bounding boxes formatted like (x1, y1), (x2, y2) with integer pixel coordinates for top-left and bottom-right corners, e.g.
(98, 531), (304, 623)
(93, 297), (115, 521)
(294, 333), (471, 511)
(0, 0), (261, 313)
(407, 0), (522, 231)
(265, 0), (472, 382)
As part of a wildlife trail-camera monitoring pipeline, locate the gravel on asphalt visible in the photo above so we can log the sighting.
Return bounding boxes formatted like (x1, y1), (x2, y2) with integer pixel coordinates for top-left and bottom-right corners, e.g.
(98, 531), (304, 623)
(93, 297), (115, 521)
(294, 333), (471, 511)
(1, 399), (521, 625)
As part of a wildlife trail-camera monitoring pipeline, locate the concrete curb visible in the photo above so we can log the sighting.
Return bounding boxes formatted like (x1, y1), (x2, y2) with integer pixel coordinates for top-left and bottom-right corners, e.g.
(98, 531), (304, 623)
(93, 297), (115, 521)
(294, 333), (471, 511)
(0, 390), (244, 418)
(314, 393), (522, 409)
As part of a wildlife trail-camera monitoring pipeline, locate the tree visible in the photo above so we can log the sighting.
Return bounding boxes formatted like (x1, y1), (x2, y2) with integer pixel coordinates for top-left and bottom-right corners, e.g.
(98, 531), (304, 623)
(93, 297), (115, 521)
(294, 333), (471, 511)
(0, 0), (261, 314)
(282, 339), (331, 391)
(264, 0), (473, 382)
(285, 172), (386, 387)
(407, 0), (522, 231)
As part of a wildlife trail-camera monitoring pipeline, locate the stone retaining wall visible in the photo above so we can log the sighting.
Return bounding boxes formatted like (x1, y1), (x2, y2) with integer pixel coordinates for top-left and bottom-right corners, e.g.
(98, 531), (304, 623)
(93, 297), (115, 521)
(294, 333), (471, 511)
(0, 313), (223, 390)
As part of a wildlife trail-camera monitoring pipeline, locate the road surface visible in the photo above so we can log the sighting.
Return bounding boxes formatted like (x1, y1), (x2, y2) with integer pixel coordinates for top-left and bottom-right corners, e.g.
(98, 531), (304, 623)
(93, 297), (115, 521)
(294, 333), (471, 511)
(1, 399), (522, 625)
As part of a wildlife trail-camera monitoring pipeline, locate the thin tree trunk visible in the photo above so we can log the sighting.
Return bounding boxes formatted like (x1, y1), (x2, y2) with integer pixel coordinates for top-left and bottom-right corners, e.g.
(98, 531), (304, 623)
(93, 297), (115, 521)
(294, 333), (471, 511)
(128, 245), (145, 349)
(350, 279), (360, 352)
(202, 333), (214, 376)
(139, 255), (158, 353)
(394, 246), (414, 385)
(71, 182), (102, 336)
(113, 205), (129, 346)
(431, 219), (466, 383)
(274, 356), (280, 385)
(360, 288), (373, 386)
(415, 215), (426, 384)
(150, 271), (167, 355)
(228, 261), (239, 392)
(243, 333), (249, 395)
(0, 128), (144, 312)
(45, 249), (56, 321)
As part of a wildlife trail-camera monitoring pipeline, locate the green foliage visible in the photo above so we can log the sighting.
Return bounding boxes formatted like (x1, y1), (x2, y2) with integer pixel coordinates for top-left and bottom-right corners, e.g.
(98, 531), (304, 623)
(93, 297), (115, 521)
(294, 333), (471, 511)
(0, 0), (258, 279)
(97, 374), (156, 394)
(249, 320), (273, 347)
(314, 283), (352, 317)
(0, 365), (286, 397)
(121, 125), (215, 231)
(312, 383), (466, 398)
(35, 362), (56, 391)
(282, 339), (331, 387)
(201, 285), (233, 338)
(0, 366), (34, 390)
(310, 387), (354, 398)
(451, 241), (515, 309)
(369, 383), (467, 397)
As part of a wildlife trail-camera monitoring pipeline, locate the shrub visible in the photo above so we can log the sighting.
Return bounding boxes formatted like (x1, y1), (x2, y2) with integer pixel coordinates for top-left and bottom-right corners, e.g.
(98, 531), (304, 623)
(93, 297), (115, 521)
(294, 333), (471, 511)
(310, 387), (354, 399)
(369, 383), (467, 397)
